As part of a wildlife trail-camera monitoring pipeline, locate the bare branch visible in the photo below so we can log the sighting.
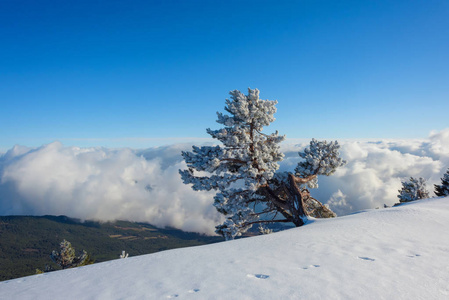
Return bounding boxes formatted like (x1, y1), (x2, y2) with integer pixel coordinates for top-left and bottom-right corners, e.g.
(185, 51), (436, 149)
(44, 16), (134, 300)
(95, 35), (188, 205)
(220, 158), (247, 164)
(292, 174), (317, 184)
(242, 218), (291, 227)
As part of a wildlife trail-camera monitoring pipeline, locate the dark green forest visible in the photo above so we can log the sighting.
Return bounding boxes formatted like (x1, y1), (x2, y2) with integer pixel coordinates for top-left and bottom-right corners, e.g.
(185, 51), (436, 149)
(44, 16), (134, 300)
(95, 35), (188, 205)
(0, 215), (222, 281)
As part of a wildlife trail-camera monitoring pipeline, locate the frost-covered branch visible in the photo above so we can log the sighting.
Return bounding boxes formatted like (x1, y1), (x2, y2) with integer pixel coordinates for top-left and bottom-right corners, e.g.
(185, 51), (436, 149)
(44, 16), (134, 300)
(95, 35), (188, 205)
(295, 139), (346, 188)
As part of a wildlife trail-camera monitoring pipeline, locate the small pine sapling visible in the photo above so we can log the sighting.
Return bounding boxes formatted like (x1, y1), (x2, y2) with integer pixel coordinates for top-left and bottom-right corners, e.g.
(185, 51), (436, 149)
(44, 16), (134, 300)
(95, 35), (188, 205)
(434, 168), (449, 197)
(50, 239), (92, 269)
(258, 225), (273, 235)
(397, 177), (430, 203)
(120, 251), (129, 259)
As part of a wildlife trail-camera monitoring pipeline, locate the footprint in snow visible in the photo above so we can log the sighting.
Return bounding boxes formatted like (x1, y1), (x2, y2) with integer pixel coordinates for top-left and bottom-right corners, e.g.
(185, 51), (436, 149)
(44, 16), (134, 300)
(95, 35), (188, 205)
(302, 264), (320, 269)
(358, 256), (375, 261)
(247, 274), (269, 279)
(407, 254), (421, 258)
(167, 289), (200, 298)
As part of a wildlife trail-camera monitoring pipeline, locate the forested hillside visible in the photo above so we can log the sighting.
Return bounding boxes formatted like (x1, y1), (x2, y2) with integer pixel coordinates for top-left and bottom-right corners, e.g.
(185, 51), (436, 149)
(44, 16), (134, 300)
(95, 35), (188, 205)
(0, 215), (221, 281)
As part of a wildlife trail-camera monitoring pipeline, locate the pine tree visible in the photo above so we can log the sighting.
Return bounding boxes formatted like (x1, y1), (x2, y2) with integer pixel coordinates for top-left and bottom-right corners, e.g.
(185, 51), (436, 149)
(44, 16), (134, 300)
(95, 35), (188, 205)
(180, 88), (345, 239)
(50, 239), (92, 269)
(397, 177), (430, 203)
(434, 168), (449, 197)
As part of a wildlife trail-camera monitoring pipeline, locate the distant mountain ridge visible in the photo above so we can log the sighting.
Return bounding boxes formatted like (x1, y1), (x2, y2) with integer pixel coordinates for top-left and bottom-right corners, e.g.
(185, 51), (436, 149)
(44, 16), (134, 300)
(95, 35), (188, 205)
(0, 215), (222, 281)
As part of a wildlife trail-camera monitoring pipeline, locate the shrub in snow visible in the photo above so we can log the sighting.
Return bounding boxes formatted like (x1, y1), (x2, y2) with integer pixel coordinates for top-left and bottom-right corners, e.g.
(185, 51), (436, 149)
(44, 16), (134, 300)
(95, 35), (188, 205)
(50, 239), (92, 269)
(120, 251), (129, 259)
(397, 177), (430, 203)
(258, 225), (273, 235)
(180, 88), (345, 240)
(434, 168), (449, 197)
(35, 264), (54, 274)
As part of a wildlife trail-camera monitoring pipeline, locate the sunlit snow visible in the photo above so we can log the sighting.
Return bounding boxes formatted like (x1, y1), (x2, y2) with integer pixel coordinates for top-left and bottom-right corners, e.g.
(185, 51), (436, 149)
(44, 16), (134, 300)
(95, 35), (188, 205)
(1, 197), (448, 299)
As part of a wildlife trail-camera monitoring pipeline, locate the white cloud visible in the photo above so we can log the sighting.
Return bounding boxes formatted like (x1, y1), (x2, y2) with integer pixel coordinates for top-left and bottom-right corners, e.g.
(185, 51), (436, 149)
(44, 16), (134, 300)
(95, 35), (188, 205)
(279, 130), (449, 213)
(327, 190), (352, 216)
(0, 142), (222, 235)
(0, 128), (448, 234)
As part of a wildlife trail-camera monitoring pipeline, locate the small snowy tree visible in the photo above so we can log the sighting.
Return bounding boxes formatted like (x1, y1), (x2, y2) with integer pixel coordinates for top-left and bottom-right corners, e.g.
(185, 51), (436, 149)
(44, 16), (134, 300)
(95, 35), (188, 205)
(258, 225), (273, 235)
(434, 168), (449, 197)
(180, 88), (346, 240)
(50, 239), (91, 269)
(398, 177), (430, 203)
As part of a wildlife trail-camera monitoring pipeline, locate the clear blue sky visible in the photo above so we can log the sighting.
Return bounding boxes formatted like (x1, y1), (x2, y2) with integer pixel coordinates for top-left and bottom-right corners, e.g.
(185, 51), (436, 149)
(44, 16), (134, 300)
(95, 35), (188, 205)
(1, 0), (448, 151)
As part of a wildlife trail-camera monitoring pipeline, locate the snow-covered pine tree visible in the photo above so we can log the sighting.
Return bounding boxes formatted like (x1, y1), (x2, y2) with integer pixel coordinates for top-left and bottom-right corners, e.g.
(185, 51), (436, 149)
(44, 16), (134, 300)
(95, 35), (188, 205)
(50, 239), (91, 269)
(434, 168), (449, 197)
(180, 88), (345, 240)
(397, 177), (430, 203)
(180, 88), (285, 239)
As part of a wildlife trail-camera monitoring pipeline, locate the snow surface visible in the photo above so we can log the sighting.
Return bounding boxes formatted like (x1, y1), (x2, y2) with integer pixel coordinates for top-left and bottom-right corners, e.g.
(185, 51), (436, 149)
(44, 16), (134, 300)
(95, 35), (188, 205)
(1, 197), (449, 300)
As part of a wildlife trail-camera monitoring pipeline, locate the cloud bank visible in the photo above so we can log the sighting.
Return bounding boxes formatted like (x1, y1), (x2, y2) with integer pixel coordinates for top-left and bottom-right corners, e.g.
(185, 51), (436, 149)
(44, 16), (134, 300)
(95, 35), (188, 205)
(0, 142), (221, 235)
(1, 129), (448, 234)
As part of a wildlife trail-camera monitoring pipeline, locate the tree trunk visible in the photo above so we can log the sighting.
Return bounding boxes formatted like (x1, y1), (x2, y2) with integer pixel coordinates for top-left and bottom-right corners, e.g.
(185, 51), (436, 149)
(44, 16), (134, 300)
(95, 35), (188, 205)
(287, 173), (307, 226)
(257, 173), (333, 228)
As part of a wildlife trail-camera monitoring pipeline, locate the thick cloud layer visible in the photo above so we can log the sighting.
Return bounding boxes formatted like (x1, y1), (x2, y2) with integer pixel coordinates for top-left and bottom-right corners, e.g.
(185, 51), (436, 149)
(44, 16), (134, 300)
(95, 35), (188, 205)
(0, 142), (221, 235)
(1, 129), (448, 234)
(283, 129), (449, 215)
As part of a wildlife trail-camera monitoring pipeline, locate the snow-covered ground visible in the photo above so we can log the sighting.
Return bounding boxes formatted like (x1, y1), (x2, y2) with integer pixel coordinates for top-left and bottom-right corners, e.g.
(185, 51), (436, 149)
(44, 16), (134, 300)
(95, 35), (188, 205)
(1, 197), (448, 300)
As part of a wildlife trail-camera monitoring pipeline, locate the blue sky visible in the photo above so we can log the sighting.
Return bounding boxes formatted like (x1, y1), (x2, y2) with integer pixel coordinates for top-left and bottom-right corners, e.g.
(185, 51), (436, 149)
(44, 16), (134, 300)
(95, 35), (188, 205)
(1, 0), (448, 151)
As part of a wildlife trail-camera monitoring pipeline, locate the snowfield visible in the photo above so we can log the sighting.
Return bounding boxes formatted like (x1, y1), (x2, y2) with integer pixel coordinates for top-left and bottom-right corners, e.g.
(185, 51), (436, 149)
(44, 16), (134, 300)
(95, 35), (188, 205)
(1, 197), (449, 300)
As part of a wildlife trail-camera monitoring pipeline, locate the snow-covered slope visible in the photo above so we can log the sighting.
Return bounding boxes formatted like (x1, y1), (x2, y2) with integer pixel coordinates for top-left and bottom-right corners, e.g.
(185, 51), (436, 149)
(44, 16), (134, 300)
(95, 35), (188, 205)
(1, 198), (449, 300)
